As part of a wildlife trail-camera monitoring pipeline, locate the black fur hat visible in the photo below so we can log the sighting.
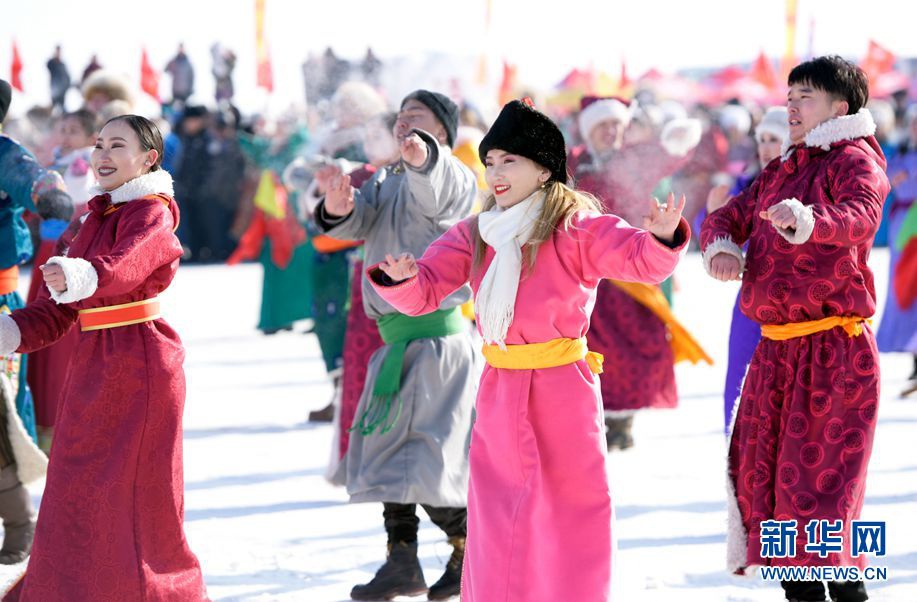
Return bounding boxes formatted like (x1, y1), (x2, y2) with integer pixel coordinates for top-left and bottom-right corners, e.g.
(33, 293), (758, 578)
(0, 80), (11, 123)
(478, 98), (568, 184)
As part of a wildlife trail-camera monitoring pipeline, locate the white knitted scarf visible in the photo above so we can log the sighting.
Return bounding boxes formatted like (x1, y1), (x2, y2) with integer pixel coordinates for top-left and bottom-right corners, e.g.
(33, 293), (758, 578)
(475, 190), (545, 349)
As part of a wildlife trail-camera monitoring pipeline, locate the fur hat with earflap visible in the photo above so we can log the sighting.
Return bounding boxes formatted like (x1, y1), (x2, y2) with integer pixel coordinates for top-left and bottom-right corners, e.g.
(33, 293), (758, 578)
(82, 70), (134, 108)
(478, 98), (569, 184)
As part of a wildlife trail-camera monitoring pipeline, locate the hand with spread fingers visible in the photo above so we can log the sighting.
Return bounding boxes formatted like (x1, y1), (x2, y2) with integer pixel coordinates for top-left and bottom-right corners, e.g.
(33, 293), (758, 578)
(379, 253), (418, 282)
(324, 172), (354, 217)
(314, 164), (343, 194)
(643, 192), (686, 244)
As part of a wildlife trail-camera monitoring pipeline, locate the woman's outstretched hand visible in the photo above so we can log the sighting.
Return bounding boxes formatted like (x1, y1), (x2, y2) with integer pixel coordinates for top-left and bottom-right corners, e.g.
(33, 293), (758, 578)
(379, 253), (418, 282)
(643, 192), (686, 244)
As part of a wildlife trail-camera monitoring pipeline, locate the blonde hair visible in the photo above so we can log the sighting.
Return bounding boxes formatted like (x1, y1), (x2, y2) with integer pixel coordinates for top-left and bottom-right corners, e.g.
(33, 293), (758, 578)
(471, 180), (603, 271)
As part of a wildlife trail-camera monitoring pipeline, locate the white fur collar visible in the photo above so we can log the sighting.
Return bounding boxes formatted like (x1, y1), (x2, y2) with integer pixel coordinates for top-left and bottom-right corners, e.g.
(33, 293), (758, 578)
(781, 108), (876, 161)
(90, 169), (174, 204)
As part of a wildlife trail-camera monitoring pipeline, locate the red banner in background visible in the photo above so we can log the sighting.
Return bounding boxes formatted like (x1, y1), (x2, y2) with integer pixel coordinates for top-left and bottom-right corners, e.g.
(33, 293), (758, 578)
(10, 41), (23, 92)
(140, 48), (160, 101)
(750, 51), (779, 91)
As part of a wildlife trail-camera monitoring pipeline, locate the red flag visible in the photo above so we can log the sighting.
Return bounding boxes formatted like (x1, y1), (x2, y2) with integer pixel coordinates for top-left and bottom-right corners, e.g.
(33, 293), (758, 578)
(140, 48), (160, 101)
(255, 0), (274, 92)
(861, 40), (896, 79)
(10, 41), (23, 92)
(750, 51), (779, 90)
(618, 59), (632, 91)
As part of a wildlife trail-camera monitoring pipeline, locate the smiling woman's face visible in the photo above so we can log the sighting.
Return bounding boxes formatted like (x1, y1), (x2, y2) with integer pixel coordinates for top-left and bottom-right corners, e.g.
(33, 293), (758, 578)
(484, 149), (549, 209)
(90, 120), (157, 191)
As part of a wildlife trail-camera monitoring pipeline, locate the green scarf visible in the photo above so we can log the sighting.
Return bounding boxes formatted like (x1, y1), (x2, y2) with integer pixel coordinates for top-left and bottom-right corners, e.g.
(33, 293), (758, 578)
(351, 307), (465, 435)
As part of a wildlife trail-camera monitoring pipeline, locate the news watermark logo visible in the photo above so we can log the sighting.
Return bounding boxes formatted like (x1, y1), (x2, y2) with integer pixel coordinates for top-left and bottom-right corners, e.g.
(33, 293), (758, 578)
(758, 520), (888, 582)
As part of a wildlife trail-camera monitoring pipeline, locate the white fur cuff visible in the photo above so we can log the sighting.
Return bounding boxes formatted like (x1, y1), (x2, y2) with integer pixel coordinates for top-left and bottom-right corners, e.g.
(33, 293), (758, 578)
(45, 256), (98, 304)
(771, 198), (815, 244)
(0, 315), (21, 355)
(660, 118), (702, 157)
(702, 236), (745, 277)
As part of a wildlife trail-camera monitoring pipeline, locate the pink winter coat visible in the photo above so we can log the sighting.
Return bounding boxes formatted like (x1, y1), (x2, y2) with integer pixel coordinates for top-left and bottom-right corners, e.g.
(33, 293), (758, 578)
(371, 211), (689, 602)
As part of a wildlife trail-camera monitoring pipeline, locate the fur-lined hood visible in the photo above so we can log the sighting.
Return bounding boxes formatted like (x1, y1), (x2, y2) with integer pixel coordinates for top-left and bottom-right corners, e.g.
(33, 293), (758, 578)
(89, 169), (174, 204)
(781, 108), (877, 161)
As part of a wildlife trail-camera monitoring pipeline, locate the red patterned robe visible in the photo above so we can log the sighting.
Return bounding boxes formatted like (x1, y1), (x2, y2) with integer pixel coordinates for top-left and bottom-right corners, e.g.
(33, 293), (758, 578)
(700, 109), (889, 573)
(3, 171), (208, 600)
(569, 127), (696, 414)
(26, 225), (80, 433)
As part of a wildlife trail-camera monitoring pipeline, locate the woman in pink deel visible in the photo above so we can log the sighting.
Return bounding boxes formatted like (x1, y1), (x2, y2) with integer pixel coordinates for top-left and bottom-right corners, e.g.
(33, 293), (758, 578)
(363, 99), (689, 601)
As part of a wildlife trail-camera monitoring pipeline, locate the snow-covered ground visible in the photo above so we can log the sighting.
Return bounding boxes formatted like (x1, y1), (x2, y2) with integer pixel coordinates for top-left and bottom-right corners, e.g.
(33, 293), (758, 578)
(3, 248), (915, 601)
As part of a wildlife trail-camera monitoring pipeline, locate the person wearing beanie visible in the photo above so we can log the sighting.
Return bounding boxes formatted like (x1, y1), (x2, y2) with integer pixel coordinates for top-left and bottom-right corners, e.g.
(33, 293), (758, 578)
(0, 79), (74, 565)
(367, 98), (690, 601)
(314, 89), (476, 601)
(702, 56), (887, 602)
(400, 89), (459, 148)
(568, 95), (707, 451)
(697, 105), (789, 434)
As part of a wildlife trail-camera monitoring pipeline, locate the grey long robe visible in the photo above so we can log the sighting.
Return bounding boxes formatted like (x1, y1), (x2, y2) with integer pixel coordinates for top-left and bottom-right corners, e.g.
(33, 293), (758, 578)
(316, 128), (478, 507)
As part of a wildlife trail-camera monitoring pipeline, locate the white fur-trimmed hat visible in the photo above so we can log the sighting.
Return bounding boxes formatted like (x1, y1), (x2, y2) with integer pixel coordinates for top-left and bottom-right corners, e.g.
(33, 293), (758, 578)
(578, 96), (634, 138)
(718, 104), (752, 136)
(754, 106), (789, 144)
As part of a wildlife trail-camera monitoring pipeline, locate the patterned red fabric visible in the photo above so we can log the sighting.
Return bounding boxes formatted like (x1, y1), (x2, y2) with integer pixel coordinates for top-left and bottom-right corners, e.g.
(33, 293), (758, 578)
(5, 194), (208, 601)
(587, 280), (676, 411)
(337, 259), (384, 458)
(701, 128), (889, 572)
(26, 238), (78, 428)
(701, 135), (889, 325)
(570, 142), (686, 412)
(730, 327), (878, 568)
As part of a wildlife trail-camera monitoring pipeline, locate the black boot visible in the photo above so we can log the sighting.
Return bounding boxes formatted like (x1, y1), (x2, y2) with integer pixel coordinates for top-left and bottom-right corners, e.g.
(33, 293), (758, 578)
(605, 416), (634, 451)
(427, 536), (464, 600)
(781, 580), (827, 601)
(827, 580), (868, 602)
(351, 541), (428, 601)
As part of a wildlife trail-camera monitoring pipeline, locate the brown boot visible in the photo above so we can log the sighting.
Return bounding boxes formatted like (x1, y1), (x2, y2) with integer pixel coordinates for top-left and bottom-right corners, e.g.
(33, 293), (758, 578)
(0, 464), (35, 564)
(309, 376), (341, 423)
(605, 416), (634, 451)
